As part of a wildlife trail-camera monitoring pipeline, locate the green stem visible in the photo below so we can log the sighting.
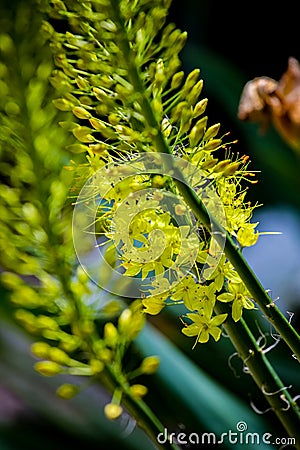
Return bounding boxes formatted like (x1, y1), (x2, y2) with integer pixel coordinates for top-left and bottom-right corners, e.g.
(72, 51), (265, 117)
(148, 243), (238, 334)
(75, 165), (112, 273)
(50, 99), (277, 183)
(110, 0), (300, 361)
(100, 367), (181, 450)
(214, 302), (300, 447)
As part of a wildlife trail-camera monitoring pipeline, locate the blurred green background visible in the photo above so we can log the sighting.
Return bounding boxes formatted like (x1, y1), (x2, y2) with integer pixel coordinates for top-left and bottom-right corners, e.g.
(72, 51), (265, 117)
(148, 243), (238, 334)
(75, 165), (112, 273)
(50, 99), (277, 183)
(1, 1), (300, 449)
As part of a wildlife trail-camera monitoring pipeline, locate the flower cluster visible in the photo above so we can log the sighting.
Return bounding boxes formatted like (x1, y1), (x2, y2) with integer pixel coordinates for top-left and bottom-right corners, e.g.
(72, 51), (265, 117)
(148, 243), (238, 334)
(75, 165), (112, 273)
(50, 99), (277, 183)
(38, 0), (261, 347)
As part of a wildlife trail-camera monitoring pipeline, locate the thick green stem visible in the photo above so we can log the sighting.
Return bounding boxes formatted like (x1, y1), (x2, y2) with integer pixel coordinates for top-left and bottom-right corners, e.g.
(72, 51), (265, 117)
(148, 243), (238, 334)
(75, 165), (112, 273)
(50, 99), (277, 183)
(214, 302), (300, 447)
(110, 0), (300, 361)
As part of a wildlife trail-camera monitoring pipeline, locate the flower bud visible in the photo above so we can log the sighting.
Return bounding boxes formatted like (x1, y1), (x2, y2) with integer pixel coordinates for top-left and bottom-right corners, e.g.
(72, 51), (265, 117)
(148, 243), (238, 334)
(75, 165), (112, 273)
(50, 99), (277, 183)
(56, 383), (79, 399)
(186, 80), (203, 104)
(223, 162), (240, 176)
(104, 403), (123, 420)
(193, 98), (208, 118)
(34, 361), (62, 377)
(48, 347), (70, 365)
(154, 58), (165, 88)
(90, 359), (104, 375)
(104, 322), (118, 347)
(203, 123), (220, 141)
(203, 139), (222, 151)
(72, 106), (92, 120)
(31, 342), (50, 359)
(212, 159), (231, 173)
(66, 143), (88, 153)
(189, 116), (207, 147)
(130, 384), (148, 399)
(171, 71), (184, 90)
(140, 356), (160, 374)
(72, 126), (95, 143)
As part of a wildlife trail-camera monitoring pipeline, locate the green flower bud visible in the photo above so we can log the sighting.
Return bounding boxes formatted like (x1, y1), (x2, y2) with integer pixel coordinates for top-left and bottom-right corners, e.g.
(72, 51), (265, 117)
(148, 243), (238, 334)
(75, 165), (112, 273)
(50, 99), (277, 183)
(66, 143), (89, 153)
(223, 161), (240, 176)
(154, 58), (165, 89)
(76, 76), (90, 91)
(22, 203), (41, 226)
(72, 126), (95, 143)
(1, 272), (22, 289)
(35, 361), (62, 377)
(104, 403), (123, 420)
(36, 315), (59, 331)
(89, 359), (104, 375)
(130, 384), (148, 399)
(53, 98), (73, 111)
(140, 356), (160, 374)
(181, 69), (201, 97)
(171, 101), (188, 122)
(201, 158), (218, 169)
(212, 159), (232, 173)
(104, 322), (118, 347)
(100, 20), (117, 33)
(203, 138), (222, 151)
(186, 80), (203, 104)
(193, 98), (208, 118)
(203, 123), (220, 141)
(56, 383), (79, 399)
(48, 347), (70, 365)
(72, 106), (92, 120)
(171, 71), (184, 90)
(118, 308), (132, 334)
(189, 116), (207, 147)
(31, 342), (50, 359)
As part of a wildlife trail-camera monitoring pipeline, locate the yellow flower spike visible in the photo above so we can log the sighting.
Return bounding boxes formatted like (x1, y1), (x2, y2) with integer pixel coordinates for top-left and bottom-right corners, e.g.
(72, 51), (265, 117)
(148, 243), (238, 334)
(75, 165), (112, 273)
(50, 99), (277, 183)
(104, 403), (123, 420)
(130, 384), (148, 399)
(34, 360), (62, 377)
(140, 356), (160, 375)
(56, 383), (79, 399)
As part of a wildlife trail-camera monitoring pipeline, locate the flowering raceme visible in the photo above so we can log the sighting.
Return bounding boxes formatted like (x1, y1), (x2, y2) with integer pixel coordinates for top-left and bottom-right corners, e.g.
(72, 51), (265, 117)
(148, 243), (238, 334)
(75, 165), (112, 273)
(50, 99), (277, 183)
(38, 0), (262, 347)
